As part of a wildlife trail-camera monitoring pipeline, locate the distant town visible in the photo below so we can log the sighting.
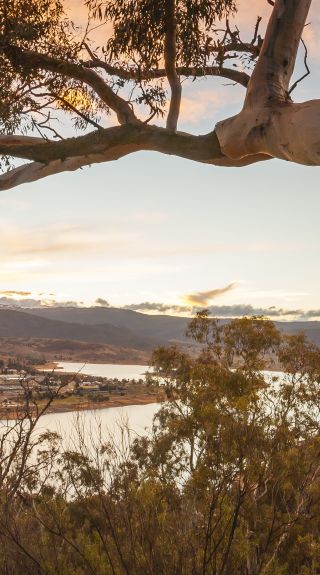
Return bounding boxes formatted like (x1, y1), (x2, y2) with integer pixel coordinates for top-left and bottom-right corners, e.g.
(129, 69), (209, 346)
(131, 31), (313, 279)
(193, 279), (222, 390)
(0, 357), (162, 419)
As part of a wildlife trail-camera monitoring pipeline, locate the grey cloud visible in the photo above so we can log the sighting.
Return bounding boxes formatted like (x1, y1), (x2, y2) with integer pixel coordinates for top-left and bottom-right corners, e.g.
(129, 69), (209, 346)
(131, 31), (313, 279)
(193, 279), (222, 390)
(299, 309), (320, 319)
(51, 301), (80, 308)
(0, 297), (80, 309)
(123, 302), (191, 314)
(123, 302), (320, 320)
(1, 296), (320, 320)
(96, 298), (110, 307)
(0, 297), (43, 308)
(206, 305), (302, 318)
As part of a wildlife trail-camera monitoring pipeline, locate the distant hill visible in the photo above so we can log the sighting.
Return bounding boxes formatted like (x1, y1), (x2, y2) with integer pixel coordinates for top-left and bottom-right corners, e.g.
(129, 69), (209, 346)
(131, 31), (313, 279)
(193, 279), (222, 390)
(0, 308), (153, 350)
(18, 306), (320, 346)
(276, 321), (320, 346)
(22, 306), (190, 343)
(1, 307), (320, 361)
(0, 336), (150, 364)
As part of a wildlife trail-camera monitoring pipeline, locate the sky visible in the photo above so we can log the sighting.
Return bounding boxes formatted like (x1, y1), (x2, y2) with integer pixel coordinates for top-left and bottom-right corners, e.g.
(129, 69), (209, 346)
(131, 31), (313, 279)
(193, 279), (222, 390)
(1, 0), (320, 319)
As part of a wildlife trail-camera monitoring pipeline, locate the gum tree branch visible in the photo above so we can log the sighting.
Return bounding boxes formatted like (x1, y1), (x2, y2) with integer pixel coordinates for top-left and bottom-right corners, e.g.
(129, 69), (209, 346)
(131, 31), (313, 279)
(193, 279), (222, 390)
(246, 0), (312, 104)
(0, 0), (319, 191)
(288, 38), (310, 95)
(0, 125), (271, 191)
(164, 0), (182, 131)
(82, 60), (250, 88)
(41, 91), (103, 130)
(2, 45), (139, 125)
(216, 0), (317, 165)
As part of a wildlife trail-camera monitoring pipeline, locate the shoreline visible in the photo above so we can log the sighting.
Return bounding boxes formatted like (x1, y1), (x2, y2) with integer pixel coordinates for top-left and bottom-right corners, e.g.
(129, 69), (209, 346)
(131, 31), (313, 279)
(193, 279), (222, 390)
(0, 393), (163, 421)
(0, 361), (160, 421)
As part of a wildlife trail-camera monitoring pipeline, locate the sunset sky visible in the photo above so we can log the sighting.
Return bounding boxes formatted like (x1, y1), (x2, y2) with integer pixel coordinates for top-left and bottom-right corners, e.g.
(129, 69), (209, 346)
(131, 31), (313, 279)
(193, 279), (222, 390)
(1, 0), (320, 319)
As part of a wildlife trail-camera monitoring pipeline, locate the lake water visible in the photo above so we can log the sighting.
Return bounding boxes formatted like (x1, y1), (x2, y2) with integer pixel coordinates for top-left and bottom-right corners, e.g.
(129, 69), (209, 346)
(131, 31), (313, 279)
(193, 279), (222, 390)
(34, 363), (158, 442)
(37, 402), (159, 441)
(1, 368), (291, 458)
(54, 362), (152, 380)
(5, 366), (287, 448)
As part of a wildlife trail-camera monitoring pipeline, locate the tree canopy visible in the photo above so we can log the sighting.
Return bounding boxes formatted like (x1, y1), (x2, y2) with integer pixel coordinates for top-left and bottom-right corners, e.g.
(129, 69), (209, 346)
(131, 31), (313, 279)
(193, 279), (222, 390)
(0, 0), (318, 190)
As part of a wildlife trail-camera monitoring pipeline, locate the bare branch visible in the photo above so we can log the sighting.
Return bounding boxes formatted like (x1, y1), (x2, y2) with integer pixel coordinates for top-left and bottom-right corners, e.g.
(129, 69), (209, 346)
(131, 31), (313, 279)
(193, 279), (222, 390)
(43, 91), (103, 130)
(0, 135), (47, 150)
(288, 38), (310, 95)
(251, 16), (263, 46)
(82, 60), (250, 88)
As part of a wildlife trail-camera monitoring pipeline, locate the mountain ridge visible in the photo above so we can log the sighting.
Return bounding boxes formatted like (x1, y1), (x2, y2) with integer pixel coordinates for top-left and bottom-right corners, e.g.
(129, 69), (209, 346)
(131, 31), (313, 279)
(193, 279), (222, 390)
(1, 306), (320, 353)
(0, 308), (153, 350)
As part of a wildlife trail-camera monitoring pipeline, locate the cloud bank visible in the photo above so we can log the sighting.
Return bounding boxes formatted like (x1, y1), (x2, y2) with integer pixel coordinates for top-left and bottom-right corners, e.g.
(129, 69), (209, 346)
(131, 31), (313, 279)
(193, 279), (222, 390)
(123, 302), (191, 314)
(123, 302), (320, 320)
(0, 296), (81, 309)
(1, 294), (320, 321)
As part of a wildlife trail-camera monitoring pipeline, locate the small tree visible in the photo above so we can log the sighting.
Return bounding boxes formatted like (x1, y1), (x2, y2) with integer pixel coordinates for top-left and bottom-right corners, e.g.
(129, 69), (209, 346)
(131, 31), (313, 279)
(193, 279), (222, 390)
(0, 0), (318, 191)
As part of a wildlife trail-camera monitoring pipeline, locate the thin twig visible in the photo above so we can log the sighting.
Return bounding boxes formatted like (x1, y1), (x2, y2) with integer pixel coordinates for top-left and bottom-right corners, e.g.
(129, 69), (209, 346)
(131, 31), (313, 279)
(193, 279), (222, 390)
(288, 38), (310, 95)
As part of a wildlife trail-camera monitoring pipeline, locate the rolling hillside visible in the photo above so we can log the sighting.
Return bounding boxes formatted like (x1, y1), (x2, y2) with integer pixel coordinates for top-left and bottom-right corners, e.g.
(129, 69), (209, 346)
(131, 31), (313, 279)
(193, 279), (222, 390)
(0, 308), (153, 350)
(23, 306), (320, 346)
(1, 307), (320, 365)
(22, 306), (190, 343)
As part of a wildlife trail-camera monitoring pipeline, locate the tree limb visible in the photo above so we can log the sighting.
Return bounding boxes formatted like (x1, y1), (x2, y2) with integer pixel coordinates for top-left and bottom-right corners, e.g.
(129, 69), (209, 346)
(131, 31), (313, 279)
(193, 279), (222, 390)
(2, 45), (139, 125)
(0, 125), (272, 191)
(82, 60), (250, 88)
(164, 0), (182, 131)
(288, 38), (310, 95)
(45, 92), (103, 130)
(207, 40), (260, 59)
(245, 0), (312, 104)
(215, 1), (317, 165)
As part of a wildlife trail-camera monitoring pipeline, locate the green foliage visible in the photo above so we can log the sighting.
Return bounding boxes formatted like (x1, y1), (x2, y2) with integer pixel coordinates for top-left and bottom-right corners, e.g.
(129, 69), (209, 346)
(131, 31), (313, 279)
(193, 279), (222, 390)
(87, 0), (236, 68)
(0, 1), (67, 132)
(0, 0), (241, 160)
(0, 0), (108, 150)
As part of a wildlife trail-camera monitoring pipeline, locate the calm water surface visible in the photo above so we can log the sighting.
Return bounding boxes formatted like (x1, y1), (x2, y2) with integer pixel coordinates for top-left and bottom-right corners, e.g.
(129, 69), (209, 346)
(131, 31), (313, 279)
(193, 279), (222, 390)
(27, 367), (286, 442)
(36, 363), (157, 440)
(37, 402), (159, 441)
(55, 362), (152, 380)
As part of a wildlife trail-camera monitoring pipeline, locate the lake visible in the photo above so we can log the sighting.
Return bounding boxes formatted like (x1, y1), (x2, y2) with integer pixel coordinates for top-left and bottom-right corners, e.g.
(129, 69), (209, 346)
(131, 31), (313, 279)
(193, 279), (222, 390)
(30, 362), (158, 442)
(53, 362), (152, 380)
(8, 365), (286, 449)
(1, 368), (289, 453)
(36, 403), (159, 451)
(40, 402), (158, 431)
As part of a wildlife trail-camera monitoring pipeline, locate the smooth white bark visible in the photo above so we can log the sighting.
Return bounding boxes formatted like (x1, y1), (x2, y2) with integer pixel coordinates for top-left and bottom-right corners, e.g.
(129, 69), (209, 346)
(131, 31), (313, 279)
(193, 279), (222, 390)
(216, 100), (320, 165)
